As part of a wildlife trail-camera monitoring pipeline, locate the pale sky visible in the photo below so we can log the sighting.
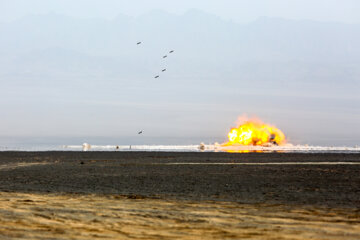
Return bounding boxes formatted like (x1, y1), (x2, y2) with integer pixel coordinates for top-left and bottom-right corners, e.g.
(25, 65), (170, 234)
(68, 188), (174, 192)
(0, 0), (359, 146)
(0, 0), (359, 23)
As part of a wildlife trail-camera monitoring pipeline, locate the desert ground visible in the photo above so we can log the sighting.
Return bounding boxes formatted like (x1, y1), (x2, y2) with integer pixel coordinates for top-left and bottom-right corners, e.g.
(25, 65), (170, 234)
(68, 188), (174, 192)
(0, 151), (359, 239)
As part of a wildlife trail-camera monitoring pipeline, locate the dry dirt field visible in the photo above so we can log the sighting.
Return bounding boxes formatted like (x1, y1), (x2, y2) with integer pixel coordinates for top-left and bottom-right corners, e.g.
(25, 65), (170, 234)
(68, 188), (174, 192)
(0, 151), (359, 239)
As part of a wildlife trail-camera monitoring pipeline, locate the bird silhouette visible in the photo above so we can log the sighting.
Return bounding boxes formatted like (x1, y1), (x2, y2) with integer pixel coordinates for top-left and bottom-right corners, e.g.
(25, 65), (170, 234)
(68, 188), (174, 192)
(138, 130), (143, 134)
(154, 75), (159, 78)
(169, 50), (174, 53)
(137, 41), (142, 45)
(162, 69), (166, 72)
(163, 55), (167, 58)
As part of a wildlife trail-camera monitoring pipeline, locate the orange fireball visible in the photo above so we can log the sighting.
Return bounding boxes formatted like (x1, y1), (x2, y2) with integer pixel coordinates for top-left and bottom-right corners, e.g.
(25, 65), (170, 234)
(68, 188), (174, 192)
(227, 119), (286, 146)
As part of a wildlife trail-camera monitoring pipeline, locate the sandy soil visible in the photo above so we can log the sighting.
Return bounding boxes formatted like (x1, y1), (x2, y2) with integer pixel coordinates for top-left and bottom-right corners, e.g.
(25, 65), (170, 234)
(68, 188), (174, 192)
(0, 192), (359, 240)
(0, 151), (359, 239)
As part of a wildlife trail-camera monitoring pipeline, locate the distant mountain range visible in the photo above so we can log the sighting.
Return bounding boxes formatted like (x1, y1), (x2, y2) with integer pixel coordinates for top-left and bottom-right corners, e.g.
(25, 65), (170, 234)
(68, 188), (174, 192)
(1, 9), (359, 99)
(0, 10), (359, 145)
(1, 10), (359, 86)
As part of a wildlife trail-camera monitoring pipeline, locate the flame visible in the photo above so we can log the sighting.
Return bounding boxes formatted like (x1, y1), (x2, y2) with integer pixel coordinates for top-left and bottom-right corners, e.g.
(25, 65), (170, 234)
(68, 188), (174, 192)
(225, 118), (286, 146)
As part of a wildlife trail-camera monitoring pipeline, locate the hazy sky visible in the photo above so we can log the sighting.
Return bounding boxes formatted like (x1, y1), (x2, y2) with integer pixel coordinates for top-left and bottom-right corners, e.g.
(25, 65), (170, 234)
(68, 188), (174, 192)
(0, 0), (359, 147)
(0, 0), (359, 23)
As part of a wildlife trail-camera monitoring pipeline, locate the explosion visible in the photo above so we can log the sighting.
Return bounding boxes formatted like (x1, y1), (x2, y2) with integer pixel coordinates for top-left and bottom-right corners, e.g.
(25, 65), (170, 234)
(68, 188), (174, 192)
(226, 118), (286, 146)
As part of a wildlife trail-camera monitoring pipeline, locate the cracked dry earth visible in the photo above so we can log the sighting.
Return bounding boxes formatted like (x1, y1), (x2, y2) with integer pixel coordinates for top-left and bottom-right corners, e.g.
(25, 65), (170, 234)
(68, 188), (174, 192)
(0, 192), (359, 240)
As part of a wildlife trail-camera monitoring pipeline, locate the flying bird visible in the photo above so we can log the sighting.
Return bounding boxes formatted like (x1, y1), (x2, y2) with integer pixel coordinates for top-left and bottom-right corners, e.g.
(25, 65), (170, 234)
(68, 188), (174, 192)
(163, 55), (167, 58)
(137, 41), (142, 45)
(138, 130), (143, 134)
(162, 69), (166, 72)
(154, 75), (159, 78)
(169, 50), (174, 53)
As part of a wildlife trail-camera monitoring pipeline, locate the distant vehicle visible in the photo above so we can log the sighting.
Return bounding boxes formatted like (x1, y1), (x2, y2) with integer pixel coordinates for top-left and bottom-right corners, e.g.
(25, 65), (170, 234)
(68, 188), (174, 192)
(169, 50), (174, 53)
(137, 41), (142, 45)
(163, 55), (167, 58)
(138, 130), (143, 134)
(154, 75), (159, 78)
(162, 69), (166, 72)
(269, 134), (278, 145)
